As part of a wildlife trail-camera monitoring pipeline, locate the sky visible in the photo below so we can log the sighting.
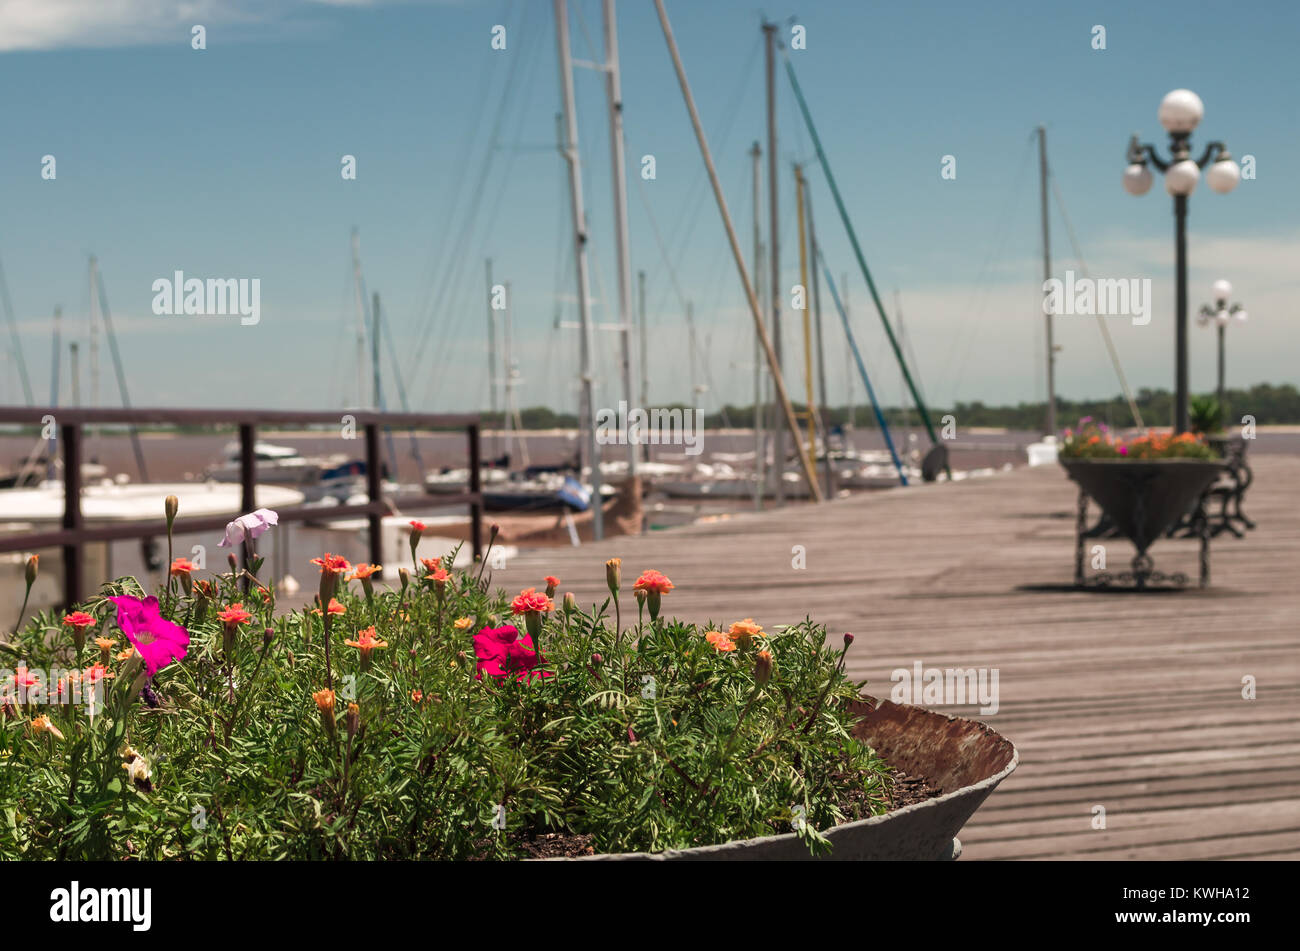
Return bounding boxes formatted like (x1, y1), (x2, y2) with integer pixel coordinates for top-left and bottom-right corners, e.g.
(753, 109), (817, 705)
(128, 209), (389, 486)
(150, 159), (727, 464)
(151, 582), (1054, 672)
(0, 0), (1297, 422)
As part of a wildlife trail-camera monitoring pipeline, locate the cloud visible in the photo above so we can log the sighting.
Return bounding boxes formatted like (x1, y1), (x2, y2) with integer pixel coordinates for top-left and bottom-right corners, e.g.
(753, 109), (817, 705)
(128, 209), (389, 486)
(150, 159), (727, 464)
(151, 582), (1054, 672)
(0, 0), (441, 52)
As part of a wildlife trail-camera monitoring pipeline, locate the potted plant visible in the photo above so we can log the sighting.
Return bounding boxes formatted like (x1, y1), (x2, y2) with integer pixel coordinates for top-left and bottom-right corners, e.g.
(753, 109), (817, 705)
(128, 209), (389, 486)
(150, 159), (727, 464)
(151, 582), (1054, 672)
(0, 505), (1016, 861)
(1060, 418), (1224, 588)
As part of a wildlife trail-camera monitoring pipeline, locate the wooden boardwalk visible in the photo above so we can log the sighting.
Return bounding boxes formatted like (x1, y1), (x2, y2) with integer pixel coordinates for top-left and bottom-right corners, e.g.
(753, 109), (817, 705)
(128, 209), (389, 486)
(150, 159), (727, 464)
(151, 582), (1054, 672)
(506, 454), (1300, 860)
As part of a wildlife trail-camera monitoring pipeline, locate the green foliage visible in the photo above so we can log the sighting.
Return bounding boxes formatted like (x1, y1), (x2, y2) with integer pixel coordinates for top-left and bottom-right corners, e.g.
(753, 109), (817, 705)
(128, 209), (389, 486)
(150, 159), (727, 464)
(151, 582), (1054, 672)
(0, 554), (889, 860)
(1189, 394), (1224, 435)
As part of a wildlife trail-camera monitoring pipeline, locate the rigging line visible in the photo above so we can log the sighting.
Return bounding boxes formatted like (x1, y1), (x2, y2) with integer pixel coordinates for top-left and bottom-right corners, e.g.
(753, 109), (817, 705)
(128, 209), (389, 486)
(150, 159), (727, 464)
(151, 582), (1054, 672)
(404, 0), (532, 386)
(423, 26), (546, 408)
(406, 0), (520, 350)
(818, 248), (907, 486)
(92, 265), (149, 483)
(1049, 182), (1146, 430)
(0, 252), (34, 404)
(941, 130), (1036, 399)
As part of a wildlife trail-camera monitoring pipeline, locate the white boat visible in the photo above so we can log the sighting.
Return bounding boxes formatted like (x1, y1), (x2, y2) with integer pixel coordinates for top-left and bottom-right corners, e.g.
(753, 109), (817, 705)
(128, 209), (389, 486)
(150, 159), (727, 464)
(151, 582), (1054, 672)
(204, 440), (367, 501)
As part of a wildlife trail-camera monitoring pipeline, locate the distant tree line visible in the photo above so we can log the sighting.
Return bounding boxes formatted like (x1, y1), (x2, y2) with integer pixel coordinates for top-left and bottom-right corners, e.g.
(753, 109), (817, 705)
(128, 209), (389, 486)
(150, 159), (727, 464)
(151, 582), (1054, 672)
(480, 383), (1300, 432)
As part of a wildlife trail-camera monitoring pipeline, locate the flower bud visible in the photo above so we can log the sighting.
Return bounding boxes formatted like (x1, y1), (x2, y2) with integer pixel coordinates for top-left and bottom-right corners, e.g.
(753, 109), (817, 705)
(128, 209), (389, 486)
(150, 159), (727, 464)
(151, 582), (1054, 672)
(843, 632), (855, 648)
(313, 688), (337, 738)
(398, 567), (410, 594)
(263, 626), (274, 648)
(227, 552), (238, 574)
(564, 592), (577, 614)
(590, 652), (602, 666)
(755, 649), (774, 686)
(345, 702), (360, 741)
(634, 588), (647, 608)
(24, 553), (38, 588)
(164, 494), (179, 529)
(605, 558), (621, 596)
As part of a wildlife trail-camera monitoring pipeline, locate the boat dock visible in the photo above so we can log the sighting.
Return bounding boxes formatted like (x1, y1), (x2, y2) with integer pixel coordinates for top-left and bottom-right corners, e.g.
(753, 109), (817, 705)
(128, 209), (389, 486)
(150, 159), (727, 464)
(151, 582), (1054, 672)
(507, 453), (1300, 860)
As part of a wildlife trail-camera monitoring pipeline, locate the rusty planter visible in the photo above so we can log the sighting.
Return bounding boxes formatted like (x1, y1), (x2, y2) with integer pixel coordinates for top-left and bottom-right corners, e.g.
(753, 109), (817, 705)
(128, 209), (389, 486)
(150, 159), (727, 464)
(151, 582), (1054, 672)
(570, 699), (1017, 861)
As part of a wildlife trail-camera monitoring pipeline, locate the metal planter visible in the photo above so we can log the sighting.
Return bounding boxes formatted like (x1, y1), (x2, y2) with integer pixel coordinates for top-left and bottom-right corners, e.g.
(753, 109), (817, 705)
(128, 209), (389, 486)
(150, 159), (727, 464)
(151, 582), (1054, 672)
(572, 699), (1017, 861)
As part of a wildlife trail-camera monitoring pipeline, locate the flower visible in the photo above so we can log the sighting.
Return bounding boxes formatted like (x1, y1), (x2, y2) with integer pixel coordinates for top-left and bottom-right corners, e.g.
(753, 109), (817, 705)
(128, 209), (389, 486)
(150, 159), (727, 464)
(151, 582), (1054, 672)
(218, 508), (279, 548)
(62, 611), (95, 651)
(411, 689), (424, 705)
(544, 575), (560, 598)
(347, 563), (382, 581)
(472, 625), (552, 683)
(312, 598), (347, 617)
(217, 603), (253, 626)
(344, 627), (388, 669)
(453, 616), (474, 631)
(116, 647), (135, 662)
(633, 570), (673, 621)
(94, 637), (117, 666)
(106, 595), (190, 676)
(83, 663), (115, 684)
(409, 519), (426, 533)
(633, 570), (674, 595)
(24, 553), (38, 586)
(30, 716), (65, 741)
(311, 553), (352, 575)
(313, 688), (337, 737)
(605, 558), (622, 596)
(511, 587), (554, 615)
(755, 649), (774, 686)
(345, 702), (360, 741)
(728, 618), (763, 649)
(169, 557), (195, 576)
(705, 630), (737, 652)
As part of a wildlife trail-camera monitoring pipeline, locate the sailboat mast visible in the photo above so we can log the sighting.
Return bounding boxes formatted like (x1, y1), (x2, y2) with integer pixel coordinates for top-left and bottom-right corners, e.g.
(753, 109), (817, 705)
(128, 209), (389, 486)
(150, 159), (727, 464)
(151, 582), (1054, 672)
(601, 0), (638, 476)
(750, 141), (764, 511)
(1038, 125), (1056, 437)
(350, 228), (369, 409)
(554, 0), (604, 540)
(795, 164), (815, 476)
(48, 306), (62, 480)
(806, 182), (833, 496)
(637, 268), (649, 461)
(763, 21), (785, 506)
(485, 258), (498, 456)
(89, 256), (100, 412)
(503, 279), (514, 460)
(844, 273), (853, 428)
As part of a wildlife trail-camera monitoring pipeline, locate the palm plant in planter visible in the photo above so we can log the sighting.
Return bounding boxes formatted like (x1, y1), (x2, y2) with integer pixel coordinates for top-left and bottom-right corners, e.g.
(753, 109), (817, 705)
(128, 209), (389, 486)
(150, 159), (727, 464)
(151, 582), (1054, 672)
(1060, 419), (1224, 588)
(0, 505), (1016, 861)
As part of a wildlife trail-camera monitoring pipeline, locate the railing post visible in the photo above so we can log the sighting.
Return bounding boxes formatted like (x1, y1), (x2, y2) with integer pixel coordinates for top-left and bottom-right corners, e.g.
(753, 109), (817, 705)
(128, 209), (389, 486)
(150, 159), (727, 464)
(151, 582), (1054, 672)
(239, 423), (256, 593)
(468, 422), (483, 564)
(365, 422), (383, 569)
(61, 422), (83, 607)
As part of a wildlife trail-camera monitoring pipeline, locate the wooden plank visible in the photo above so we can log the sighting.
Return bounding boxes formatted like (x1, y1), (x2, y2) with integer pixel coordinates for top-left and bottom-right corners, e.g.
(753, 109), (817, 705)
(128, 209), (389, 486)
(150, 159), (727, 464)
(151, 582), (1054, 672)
(506, 454), (1300, 860)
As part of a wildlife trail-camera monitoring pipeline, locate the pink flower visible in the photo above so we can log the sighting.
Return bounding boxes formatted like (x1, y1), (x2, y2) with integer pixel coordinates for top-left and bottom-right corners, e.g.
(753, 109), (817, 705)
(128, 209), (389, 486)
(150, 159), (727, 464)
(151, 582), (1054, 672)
(106, 595), (190, 676)
(472, 625), (552, 683)
(218, 508), (279, 548)
(1118, 444), (1128, 456)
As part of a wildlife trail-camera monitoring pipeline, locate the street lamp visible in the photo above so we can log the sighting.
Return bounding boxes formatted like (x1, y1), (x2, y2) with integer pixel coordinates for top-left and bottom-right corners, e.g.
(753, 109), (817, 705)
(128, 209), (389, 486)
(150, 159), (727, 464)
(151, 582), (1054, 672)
(1197, 278), (1247, 411)
(1123, 88), (1240, 433)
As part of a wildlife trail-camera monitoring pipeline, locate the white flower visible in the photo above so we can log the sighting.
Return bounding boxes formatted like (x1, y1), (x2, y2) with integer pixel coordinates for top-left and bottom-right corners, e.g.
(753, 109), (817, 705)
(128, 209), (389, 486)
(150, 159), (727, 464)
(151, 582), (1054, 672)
(218, 508), (279, 548)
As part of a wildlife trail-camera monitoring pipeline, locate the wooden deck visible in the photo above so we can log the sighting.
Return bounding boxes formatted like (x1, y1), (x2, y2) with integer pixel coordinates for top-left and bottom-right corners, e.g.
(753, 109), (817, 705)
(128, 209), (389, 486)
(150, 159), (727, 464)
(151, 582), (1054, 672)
(506, 454), (1300, 860)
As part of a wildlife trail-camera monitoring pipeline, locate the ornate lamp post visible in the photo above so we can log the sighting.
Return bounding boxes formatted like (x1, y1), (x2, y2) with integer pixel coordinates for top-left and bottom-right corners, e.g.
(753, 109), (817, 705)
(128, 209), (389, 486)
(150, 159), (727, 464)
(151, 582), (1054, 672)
(1198, 278), (1247, 411)
(1122, 89), (1241, 434)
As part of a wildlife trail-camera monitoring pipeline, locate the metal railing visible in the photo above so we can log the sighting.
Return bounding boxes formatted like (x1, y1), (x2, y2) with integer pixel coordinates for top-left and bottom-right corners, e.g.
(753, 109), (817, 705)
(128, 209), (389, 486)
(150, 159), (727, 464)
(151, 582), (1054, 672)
(0, 407), (482, 607)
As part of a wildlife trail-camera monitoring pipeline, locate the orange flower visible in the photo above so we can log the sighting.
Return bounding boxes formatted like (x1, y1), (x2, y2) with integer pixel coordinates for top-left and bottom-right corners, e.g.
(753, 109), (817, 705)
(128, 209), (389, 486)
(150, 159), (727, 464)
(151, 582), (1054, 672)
(116, 647), (135, 662)
(83, 663), (115, 684)
(312, 598), (347, 617)
(169, 557), (195, 576)
(94, 636), (117, 666)
(634, 570), (673, 621)
(511, 587), (554, 615)
(544, 575), (561, 597)
(310, 553), (351, 575)
(344, 626), (388, 669)
(347, 563), (382, 581)
(705, 630), (737, 652)
(633, 570), (674, 595)
(62, 611), (95, 630)
(30, 716), (65, 741)
(411, 689), (424, 705)
(312, 688), (335, 712)
(217, 603), (253, 626)
(728, 618), (763, 648)
(453, 616), (474, 630)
